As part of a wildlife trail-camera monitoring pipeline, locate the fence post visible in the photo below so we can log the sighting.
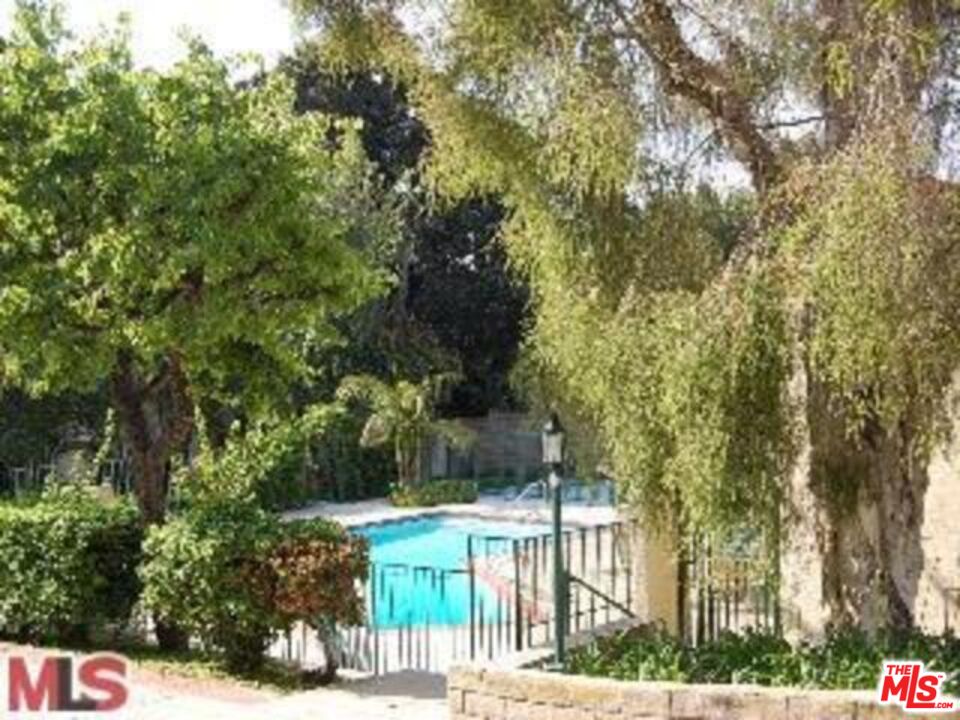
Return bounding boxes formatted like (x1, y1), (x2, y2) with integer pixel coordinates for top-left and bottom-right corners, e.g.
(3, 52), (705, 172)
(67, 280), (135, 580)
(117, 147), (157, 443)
(513, 540), (523, 651)
(371, 564), (380, 676)
(468, 534), (476, 660)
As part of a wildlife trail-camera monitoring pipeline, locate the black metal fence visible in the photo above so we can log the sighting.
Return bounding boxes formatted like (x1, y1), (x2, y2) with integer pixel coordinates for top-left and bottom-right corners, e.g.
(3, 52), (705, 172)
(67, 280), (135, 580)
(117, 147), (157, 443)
(679, 532), (780, 645)
(271, 519), (639, 675)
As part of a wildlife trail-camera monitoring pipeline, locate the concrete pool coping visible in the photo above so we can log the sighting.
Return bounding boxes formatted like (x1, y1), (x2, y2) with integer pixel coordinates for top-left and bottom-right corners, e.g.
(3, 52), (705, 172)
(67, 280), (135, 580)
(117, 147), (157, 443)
(282, 496), (622, 530)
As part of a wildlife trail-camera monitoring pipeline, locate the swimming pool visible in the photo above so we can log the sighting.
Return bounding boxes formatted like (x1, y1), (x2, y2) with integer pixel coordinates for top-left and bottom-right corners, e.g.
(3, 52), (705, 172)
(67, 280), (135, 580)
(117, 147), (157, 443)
(353, 515), (553, 627)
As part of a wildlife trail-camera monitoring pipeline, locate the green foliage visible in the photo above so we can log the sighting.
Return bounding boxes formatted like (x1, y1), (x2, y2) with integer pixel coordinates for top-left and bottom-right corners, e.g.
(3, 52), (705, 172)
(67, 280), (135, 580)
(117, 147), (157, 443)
(0, 4), (384, 399)
(569, 626), (960, 694)
(177, 404), (341, 511)
(389, 478), (478, 507)
(291, 0), (960, 557)
(310, 410), (395, 502)
(0, 389), (108, 471)
(140, 500), (277, 671)
(526, 208), (792, 534)
(0, 3), (391, 522)
(281, 52), (528, 418)
(182, 405), (395, 511)
(0, 489), (142, 642)
(337, 373), (473, 487)
(140, 496), (367, 672)
(780, 133), (960, 437)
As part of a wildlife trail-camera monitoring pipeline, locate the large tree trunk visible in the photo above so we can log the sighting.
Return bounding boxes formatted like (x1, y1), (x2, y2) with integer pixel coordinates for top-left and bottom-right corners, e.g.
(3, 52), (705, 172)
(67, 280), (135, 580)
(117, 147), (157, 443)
(806, 381), (929, 631)
(789, 0), (937, 634)
(110, 351), (195, 526)
(782, 358), (931, 635)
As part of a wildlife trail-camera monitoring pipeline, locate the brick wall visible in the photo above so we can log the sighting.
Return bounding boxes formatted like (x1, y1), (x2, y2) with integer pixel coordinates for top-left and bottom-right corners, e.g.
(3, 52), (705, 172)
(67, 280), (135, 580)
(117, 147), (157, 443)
(448, 665), (960, 720)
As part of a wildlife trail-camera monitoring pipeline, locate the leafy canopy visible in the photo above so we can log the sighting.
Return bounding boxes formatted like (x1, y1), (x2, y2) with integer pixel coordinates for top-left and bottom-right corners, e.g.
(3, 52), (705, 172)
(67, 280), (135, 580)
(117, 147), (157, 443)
(292, 0), (960, 539)
(0, 2), (388, 410)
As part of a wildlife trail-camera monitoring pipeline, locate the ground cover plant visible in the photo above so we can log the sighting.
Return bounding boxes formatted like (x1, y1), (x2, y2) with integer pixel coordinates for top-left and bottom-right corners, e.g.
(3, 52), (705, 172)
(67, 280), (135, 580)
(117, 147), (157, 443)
(569, 625), (960, 695)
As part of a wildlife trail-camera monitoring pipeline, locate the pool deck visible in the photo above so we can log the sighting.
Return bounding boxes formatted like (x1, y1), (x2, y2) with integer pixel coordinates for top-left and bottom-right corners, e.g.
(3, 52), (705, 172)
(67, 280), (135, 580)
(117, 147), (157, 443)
(283, 496), (622, 529)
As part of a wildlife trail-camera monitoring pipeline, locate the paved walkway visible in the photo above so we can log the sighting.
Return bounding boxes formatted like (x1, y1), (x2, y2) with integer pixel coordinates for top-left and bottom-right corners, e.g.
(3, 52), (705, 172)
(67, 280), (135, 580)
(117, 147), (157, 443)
(267, 672), (447, 720)
(283, 494), (619, 528)
(131, 671), (447, 720)
(2, 642), (446, 720)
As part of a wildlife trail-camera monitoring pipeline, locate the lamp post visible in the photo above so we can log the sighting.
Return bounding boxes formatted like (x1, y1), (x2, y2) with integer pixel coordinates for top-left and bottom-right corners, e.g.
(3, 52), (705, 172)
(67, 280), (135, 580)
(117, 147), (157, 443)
(542, 412), (566, 669)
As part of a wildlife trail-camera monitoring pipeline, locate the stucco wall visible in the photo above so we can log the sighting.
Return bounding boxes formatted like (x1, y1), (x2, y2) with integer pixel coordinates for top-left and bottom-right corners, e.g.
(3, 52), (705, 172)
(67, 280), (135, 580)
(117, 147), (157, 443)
(431, 411), (541, 480)
(915, 388), (960, 633)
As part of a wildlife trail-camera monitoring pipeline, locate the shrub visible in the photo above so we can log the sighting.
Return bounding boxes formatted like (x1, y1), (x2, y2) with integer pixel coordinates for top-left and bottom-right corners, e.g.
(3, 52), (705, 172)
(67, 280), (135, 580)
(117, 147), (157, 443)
(252, 443), (312, 512)
(0, 489), (142, 643)
(255, 517), (368, 627)
(569, 626), (960, 694)
(310, 412), (395, 502)
(389, 479), (478, 507)
(140, 500), (277, 672)
(177, 406), (342, 513)
(256, 414), (396, 509)
(141, 499), (368, 673)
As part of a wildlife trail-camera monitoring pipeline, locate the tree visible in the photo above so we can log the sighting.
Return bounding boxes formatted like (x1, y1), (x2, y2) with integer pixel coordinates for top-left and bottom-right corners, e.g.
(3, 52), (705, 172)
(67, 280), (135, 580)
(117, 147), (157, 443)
(408, 199), (528, 415)
(336, 374), (472, 487)
(281, 52), (529, 416)
(0, 3), (387, 523)
(291, 0), (960, 631)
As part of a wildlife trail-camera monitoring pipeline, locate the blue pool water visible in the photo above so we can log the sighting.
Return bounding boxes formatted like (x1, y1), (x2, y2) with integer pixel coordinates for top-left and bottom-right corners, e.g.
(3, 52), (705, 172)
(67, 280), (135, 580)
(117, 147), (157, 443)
(353, 515), (552, 627)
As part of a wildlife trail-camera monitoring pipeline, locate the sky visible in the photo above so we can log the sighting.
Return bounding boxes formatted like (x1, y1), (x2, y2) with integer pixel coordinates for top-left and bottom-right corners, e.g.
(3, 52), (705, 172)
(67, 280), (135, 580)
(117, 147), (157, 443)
(0, 0), (298, 69)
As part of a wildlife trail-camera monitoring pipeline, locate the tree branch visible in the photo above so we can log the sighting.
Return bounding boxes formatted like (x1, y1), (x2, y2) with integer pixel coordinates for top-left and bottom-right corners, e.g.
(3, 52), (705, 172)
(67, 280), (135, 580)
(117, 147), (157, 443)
(610, 0), (781, 193)
(760, 114), (826, 130)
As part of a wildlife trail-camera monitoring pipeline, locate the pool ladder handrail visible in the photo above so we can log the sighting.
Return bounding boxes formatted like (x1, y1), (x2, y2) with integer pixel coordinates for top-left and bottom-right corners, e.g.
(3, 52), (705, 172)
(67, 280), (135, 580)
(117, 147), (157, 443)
(512, 479), (545, 503)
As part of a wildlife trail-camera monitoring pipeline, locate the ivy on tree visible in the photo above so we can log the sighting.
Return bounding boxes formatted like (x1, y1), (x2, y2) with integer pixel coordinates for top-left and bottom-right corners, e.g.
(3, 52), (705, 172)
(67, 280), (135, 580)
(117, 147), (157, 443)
(0, 3), (388, 523)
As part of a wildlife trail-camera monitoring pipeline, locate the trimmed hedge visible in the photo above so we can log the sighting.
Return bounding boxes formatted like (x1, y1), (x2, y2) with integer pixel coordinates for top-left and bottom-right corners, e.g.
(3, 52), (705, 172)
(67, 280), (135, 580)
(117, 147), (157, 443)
(569, 625), (960, 694)
(0, 489), (142, 643)
(389, 479), (478, 507)
(140, 499), (368, 672)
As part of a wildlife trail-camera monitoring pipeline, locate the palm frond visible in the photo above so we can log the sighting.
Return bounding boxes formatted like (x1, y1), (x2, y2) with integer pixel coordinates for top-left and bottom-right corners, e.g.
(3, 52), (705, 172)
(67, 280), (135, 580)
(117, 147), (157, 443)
(431, 419), (475, 450)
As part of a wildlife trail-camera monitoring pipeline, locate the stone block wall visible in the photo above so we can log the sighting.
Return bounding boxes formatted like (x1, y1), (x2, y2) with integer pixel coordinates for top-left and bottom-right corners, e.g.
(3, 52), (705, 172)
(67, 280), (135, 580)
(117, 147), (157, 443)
(448, 665), (960, 720)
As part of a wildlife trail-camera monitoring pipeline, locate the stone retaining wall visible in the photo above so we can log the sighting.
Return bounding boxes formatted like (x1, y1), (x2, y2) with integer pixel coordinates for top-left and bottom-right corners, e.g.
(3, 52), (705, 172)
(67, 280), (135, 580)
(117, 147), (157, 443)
(448, 665), (960, 719)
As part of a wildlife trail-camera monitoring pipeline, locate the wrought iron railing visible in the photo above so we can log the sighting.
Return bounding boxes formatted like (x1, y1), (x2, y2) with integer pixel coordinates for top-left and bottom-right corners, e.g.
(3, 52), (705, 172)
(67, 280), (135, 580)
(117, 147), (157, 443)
(680, 532), (780, 645)
(272, 519), (639, 676)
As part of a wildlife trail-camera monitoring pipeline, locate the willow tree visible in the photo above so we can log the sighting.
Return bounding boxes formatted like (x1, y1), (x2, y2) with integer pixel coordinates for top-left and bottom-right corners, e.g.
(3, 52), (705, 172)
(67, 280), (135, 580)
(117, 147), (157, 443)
(290, 0), (960, 631)
(0, 4), (387, 523)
